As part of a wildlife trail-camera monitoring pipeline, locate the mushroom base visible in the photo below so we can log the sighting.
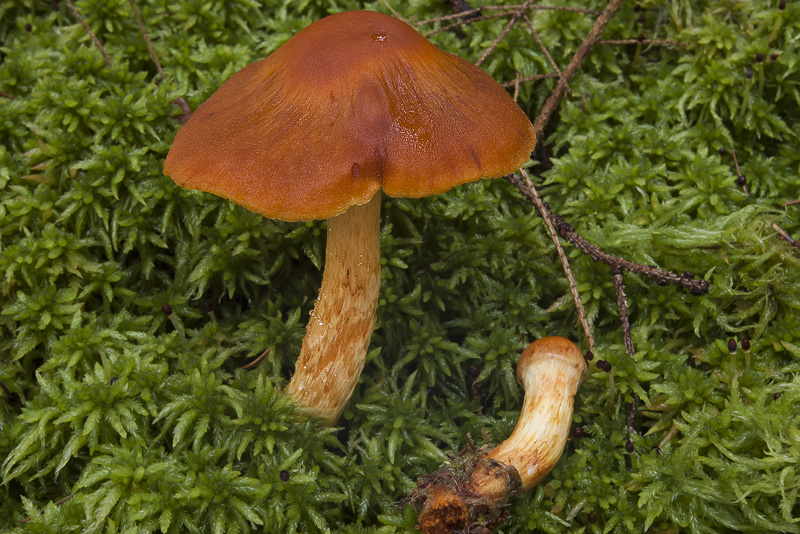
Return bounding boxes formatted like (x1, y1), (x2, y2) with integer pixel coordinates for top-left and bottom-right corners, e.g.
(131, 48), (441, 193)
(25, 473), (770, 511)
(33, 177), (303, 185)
(285, 193), (381, 425)
(410, 455), (522, 534)
(408, 337), (587, 533)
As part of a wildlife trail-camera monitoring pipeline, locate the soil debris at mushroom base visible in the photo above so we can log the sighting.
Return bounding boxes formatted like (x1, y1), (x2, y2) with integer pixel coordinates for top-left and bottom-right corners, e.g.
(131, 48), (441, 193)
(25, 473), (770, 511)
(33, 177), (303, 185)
(407, 337), (587, 533)
(163, 10), (536, 425)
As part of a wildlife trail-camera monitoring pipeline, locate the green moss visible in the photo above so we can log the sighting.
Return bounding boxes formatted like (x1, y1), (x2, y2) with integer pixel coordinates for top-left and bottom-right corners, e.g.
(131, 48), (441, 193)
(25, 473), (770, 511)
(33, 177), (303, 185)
(1, 0), (799, 532)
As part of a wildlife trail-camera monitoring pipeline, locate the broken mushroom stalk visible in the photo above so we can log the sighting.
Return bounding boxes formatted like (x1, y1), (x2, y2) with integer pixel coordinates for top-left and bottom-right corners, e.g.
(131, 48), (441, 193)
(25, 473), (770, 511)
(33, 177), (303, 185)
(411, 337), (587, 534)
(164, 10), (536, 425)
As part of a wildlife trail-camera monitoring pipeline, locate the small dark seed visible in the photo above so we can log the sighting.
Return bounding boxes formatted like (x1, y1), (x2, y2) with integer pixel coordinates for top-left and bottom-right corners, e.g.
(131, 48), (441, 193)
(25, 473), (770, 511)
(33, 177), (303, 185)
(779, 0), (786, 11)
(573, 426), (584, 438)
(110, 377), (118, 385)
(52, 2), (60, 11)
(25, 23), (32, 32)
(585, 350), (594, 361)
(634, 4), (641, 11)
(162, 304), (173, 316)
(719, 147), (727, 156)
(597, 360), (612, 372)
(625, 439), (635, 453)
(279, 470), (290, 482)
(203, 301), (214, 313)
(637, 33), (645, 42)
(756, 52), (764, 63)
(426, 387), (436, 395)
(737, 174), (747, 186)
(638, 13), (645, 23)
(588, 513), (598, 524)
(727, 339), (737, 353)
(742, 339), (751, 351)
(774, 392), (782, 400)
(746, 68), (753, 79)
(770, 52), (779, 60)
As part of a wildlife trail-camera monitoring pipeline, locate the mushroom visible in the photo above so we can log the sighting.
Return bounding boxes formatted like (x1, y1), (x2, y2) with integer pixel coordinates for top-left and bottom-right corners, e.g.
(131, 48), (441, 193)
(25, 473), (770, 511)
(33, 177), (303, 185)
(163, 10), (536, 425)
(412, 337), (587, 533)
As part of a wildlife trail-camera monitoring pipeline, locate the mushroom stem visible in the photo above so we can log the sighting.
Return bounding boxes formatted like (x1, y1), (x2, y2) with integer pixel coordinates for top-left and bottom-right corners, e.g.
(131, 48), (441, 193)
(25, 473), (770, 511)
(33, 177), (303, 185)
(481, 336), (586, 490)
(414, 337), (586, 533)
(284, 192), (382, 425)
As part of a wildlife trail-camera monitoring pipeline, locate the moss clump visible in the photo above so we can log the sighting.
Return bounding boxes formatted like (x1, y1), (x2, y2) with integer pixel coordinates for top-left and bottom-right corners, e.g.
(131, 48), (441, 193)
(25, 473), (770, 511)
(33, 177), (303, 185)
(1, 0), (799, 532)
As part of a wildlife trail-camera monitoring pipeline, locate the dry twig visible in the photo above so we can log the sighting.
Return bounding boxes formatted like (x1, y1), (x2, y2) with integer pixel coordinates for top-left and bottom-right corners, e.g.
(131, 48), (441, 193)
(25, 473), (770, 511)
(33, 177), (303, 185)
(127, 0), (164, 81)
(613, 268), (634, 355)
(475, 0), (533, 67)
(771, 223), (799, 249)
(548, 211), (709, 295)
(20, 495), (75, 524)
(501, 73), (559, 87)
(522, 13), (563, 80)
(64, 0), (113, 69)
(519, 170), (596, 352)
(533, 0), (625, 138)
(597, 38), (685, 47)
(241, 348), (271, 370)
(729, 147), (750, 197)
(416, 3), (599, 27)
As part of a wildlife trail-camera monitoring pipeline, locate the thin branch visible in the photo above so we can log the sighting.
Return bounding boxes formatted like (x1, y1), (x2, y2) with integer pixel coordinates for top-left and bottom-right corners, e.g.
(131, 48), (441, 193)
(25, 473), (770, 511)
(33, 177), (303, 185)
(597, 38), (685, 47)
(171, 97), (192, 124)
(771, 223), (799, 250)
(613, 268), (634, 355)
(730, 147), (750, 197)
(0, 89), (16, 100)
(506, 173), (709, 296)
(20, 495), (75, 524)
(533, 0), (624, 138)
(519, 169), (596, 352)
(625, 393), (638, 452)
(242, 348), (271, 370)
(475, 0), (533, 67)
(522, 13), (564, 82)
(415, 4), (599, 26)
(64, 0), (113, 69)
(0, 380), (11, 400)
(782, 199), (800, 207)
(553, 212), (708, 295)
(424, 12), (512, 37)
(501, 72), (559, 87)
(380, 0), (406, 22)
(626, 395), (638, 432)
(127, 0), (164, 81)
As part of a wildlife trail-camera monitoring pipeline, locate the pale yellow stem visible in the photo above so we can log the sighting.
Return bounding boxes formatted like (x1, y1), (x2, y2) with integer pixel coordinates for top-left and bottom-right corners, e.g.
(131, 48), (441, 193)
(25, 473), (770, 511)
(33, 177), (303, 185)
(416, 337), (587, 534)
(284, 192), (382, 425)
(485, 336), (587, 490)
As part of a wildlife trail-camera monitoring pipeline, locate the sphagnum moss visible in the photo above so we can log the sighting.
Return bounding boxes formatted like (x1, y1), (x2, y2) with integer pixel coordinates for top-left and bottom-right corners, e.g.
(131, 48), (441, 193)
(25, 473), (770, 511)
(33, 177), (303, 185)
(1, 1), (799, 533)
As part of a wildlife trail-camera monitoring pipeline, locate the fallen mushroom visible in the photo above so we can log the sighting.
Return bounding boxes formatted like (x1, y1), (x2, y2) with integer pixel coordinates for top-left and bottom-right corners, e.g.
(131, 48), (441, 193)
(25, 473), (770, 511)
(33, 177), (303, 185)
(164, 10), (536, 425)
(411, 337), (587, 534)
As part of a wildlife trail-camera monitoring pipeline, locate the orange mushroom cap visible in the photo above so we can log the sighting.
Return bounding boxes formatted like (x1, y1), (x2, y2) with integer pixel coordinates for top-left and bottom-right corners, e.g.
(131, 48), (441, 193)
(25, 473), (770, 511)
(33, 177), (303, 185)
(164, 10), (536, 222)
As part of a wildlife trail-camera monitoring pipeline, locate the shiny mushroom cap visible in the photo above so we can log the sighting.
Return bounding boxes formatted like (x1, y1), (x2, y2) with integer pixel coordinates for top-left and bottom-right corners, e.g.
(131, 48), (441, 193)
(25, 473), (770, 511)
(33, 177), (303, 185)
(164, 10), (536, 222)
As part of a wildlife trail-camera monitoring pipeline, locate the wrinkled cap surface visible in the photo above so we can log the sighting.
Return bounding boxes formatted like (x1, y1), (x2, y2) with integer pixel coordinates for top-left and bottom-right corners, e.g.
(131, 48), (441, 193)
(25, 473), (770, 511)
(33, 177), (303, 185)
(164, 10), (536, 222)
